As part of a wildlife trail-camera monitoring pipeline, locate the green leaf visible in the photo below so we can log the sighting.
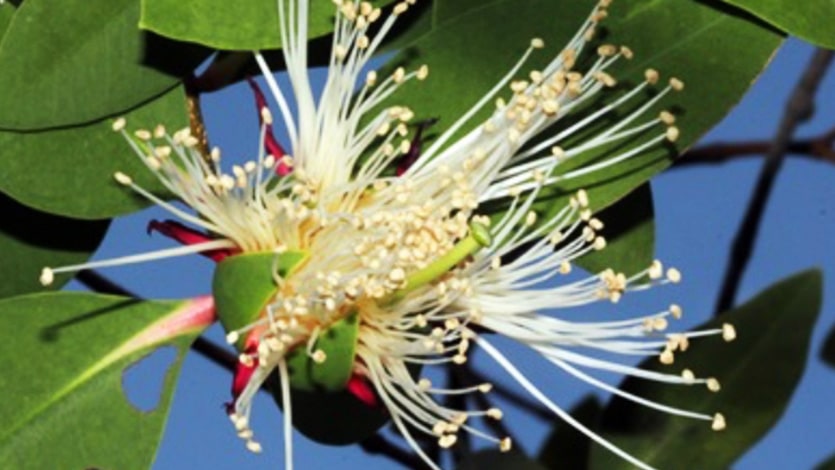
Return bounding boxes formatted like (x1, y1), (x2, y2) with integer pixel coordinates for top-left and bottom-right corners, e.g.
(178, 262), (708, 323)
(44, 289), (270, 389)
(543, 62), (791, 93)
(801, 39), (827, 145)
(383, 0), (783, 215)
(0, 86), (188, 219)
(0, 0), (207, 130)
(590, 269), (823, 469)
(538, 395), (602, 469)
(0, 2), (15, 34)
(821, 322), (835, 368)
(0, 292), (214, 470)
(457, 449), (548, 470)
(140, 0), (397, 51)
(575, 183), (655, 276)
(0, 193), (109, 297)
(719, 0), (835, 49)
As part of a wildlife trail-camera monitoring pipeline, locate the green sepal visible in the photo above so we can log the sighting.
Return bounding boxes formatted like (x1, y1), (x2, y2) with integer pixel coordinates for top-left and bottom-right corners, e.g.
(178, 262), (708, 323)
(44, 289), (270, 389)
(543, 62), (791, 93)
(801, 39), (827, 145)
(212, 250), (307, 349)
(213, 250), (386, 444)
(212, 250), (361, 391)
(286, 313), (360, 392)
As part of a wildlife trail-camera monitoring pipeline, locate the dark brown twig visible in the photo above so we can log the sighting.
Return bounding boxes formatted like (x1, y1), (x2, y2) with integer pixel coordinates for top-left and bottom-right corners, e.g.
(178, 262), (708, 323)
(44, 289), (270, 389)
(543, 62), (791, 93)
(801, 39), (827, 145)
(715, 49), (834, 314)
(76, 270), (134, 297)
(457, 365), (553, 422)
(445, 367), (472, 464)
(359, 434), (425, 469)
(676, 125), (835, 167)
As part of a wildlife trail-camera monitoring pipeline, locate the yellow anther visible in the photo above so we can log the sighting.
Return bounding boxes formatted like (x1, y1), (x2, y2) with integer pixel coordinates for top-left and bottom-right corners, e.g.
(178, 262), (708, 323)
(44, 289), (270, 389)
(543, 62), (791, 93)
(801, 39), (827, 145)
(669, 304), (682, 319)
(112, 117), (127, 131)
(246, 440), (263, 453)
(438, 434), (458, 448)
(417, 64), (429, 80)
(722, 323), (737, 342)
(659, 110), (676, 125)
(648, 260), (663, 279)
(39, 267), (55, 286)
(134, 129), (152, 141)
(644, 68), (660, 85)
(666, 268), (682, 283)
(114, 172), (133, 186)
(712, 413), (727, 431)
(670, 77), (685, 91)
(659, 349), (674, 365)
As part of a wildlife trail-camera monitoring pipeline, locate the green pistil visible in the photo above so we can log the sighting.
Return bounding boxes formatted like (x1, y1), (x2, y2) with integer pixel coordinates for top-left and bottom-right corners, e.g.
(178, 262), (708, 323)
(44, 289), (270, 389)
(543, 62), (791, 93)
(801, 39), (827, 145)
(387, 221), (492, 303)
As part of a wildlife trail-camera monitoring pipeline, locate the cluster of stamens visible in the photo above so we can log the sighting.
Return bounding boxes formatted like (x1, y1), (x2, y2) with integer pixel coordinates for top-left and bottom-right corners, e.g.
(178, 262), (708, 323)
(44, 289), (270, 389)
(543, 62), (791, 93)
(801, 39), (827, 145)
(35, 1), (744, 469)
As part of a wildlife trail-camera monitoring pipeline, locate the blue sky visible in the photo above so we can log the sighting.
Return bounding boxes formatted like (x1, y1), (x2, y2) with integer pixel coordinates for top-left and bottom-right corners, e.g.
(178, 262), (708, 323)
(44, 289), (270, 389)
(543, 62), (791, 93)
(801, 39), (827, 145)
(74, 37), (835, 469)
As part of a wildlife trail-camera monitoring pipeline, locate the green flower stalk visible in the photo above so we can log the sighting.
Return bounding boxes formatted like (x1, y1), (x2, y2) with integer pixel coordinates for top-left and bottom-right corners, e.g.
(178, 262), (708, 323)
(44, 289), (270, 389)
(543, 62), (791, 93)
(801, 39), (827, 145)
(40, 1), (737, 468)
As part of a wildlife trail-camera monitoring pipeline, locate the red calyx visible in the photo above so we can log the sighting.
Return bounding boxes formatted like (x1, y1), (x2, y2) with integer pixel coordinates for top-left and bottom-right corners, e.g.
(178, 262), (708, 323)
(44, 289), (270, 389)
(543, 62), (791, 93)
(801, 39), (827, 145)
(147, 219), (238, 262)
(346, 373), (379, 408)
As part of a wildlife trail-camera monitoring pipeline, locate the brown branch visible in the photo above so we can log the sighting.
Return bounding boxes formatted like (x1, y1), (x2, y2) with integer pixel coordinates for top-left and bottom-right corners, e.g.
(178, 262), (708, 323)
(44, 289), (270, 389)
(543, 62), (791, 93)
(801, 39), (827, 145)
(445, 367), (472, 464)
(359, 434), (425, 469)
(675, 125), (835, 167)
(715, 49), (834, 314)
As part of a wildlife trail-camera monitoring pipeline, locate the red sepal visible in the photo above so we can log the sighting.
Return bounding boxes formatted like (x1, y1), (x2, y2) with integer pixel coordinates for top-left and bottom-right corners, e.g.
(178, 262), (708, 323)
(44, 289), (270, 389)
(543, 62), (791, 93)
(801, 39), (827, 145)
(346, 373), (380, 408)
(147, 219), (237, 262)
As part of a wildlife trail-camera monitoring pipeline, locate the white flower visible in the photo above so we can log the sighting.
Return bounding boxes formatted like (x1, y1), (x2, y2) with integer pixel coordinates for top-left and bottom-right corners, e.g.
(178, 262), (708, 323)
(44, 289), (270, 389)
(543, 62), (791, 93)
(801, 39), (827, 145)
(41, 1), (736, 469)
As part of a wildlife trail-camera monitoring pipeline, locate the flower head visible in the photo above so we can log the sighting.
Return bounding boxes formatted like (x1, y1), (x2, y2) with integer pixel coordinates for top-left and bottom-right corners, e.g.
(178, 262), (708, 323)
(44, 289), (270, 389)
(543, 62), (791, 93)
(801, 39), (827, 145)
(41, 1), (735, 469)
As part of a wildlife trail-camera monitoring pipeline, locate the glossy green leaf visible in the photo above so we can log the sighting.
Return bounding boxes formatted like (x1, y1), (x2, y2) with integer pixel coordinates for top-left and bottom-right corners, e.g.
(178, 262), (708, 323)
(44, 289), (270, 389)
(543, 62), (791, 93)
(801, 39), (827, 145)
(538, 395), (602, 469)
(0, 292), (214, 470)
(457, 450), (548, 470)
(140, 0), (396, 51)
(383, 0), (783, 217)
(575, 183), (655, 276)
(0, 0), (207, 130)
(720, 0), (835, 49)
(590, 269), (823, 469)
(0, 86), (188, 219)
(821, 322), (835, 368)
(0, 193), (109, 298)
(0, 2), (15, 34)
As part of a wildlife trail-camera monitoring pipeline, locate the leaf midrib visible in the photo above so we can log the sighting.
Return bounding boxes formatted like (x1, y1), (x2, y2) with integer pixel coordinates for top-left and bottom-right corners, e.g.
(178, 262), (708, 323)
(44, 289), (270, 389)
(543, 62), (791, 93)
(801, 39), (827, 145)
(0, 306), (192, 445)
